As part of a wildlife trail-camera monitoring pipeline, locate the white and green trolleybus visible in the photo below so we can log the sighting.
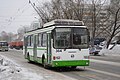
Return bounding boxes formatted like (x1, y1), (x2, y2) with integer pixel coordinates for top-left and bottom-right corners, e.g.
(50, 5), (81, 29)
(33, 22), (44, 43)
(23, 19), (90, 68)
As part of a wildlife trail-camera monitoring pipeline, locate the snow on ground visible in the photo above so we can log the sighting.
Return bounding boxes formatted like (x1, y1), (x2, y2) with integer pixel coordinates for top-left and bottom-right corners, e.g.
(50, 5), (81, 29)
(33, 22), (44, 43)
(0, 55), (44, 80)
(99, 44), (120, 56)
(0, 55), (77, 80)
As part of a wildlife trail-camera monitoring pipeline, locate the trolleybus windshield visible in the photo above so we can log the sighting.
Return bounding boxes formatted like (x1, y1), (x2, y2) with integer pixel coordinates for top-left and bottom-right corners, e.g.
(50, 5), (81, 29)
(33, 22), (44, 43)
(0, 42), (8, 46)
(54, 27), (89, 49)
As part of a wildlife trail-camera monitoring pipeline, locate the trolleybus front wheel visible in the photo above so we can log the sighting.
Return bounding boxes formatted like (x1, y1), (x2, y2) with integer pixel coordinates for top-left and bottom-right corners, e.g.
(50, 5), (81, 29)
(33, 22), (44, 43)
(71, 66), (77, 69)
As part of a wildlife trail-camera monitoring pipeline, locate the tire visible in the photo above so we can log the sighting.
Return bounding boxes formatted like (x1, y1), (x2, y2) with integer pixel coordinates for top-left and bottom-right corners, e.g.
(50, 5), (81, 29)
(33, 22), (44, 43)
(71, 66), (77, 69)
(43, 59), (47, 68)
(42, 57), (48, 69)
(94, 52), (98, 56)
(5, 50), (8, 51)
(27, 53), (31, 62)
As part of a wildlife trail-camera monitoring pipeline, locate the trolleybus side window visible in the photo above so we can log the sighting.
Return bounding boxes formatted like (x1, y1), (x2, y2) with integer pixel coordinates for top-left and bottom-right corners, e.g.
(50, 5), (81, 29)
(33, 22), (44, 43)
(27, 36), (31, 46)
(38, 33), (42, 47)
(42, 33), (47, 47)
(28, 35), (33, 46)
(31, 35), (33, 46)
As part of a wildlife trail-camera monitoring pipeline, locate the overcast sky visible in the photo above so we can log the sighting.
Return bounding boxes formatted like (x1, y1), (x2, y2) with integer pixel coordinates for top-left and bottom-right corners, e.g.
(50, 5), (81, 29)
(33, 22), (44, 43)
(0, 0), (49, 33)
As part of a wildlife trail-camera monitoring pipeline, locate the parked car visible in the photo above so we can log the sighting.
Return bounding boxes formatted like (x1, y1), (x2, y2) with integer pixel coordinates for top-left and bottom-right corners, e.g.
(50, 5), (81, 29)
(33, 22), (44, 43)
(89, 45), (102, 55)
(0, 41), (9, 51)
(89, 38), (106, 55)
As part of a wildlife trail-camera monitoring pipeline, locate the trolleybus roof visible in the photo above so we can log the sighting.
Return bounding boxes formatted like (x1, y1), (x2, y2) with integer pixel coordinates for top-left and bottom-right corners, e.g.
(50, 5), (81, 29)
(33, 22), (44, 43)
(43, 19), (84, 27)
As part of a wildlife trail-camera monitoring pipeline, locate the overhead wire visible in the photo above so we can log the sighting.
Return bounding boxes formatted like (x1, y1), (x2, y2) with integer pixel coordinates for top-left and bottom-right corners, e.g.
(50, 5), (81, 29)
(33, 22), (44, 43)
(7, 2), (29, 25)
(0, 4), (26, 26)
(8, 0), (38, 26)
(0, 0), (39, 31)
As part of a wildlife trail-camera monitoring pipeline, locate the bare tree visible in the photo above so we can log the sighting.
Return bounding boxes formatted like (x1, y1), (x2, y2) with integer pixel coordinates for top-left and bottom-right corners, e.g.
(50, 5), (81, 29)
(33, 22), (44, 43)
(36, 2), (53, 23)
(51, 0), (86, 20)
(29, 0), (53, 24)
(51, 0), (108, 40)
(7, 32), (14, 42)
(106, 2), (120, 48)
(0, 31), (9, 41)
(32, 0), (109, 41)
(86, 0), (108, 39)
(34, 0), (86, 23)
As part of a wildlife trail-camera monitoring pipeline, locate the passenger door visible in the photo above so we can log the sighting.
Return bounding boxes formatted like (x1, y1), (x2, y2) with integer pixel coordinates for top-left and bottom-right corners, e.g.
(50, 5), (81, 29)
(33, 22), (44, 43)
(47, 33), (52, 64)
(24, 36), (28, 58)
(33, 35), (37, 61)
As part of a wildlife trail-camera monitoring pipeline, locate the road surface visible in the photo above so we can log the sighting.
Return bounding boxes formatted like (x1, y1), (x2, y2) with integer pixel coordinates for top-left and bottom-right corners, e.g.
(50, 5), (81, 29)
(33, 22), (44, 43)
(0, 49), (120, 80)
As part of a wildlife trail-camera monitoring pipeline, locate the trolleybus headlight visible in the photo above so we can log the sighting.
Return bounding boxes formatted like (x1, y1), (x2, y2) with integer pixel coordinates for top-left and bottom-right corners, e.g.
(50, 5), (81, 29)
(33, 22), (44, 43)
(86, 62), (89, 65)
(53, 56), (61, 60)
(84, 56), (90, 59)
(53, 56), (56, 60)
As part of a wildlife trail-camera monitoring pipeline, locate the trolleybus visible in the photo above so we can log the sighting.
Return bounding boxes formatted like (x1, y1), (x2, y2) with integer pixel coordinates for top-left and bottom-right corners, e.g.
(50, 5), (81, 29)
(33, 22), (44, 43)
(23, 19), (90, 68)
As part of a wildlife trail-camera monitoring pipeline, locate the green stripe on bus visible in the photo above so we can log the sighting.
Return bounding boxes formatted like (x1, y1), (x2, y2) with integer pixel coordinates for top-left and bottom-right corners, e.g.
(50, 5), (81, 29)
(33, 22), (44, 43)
(52, 60), (89, 67)
(37, 48), (47, 50)
(28, 56), (42, 63)
(27, 56), (89, 67)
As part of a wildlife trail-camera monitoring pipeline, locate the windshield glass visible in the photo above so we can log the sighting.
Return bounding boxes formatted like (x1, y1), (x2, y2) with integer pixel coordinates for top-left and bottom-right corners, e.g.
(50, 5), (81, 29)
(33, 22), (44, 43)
(73, 28), (88, 48)
(0, 42), (8, 46)
(54, 27), (89, 49)
(54, 28), (71, 48)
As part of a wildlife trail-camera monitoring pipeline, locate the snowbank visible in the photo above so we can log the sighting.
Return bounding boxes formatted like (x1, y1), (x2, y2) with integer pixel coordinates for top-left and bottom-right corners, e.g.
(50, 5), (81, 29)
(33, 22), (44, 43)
(0, 55), (43, 80)
(0, 55), (77, 80)
(99, 44), (120, 56)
